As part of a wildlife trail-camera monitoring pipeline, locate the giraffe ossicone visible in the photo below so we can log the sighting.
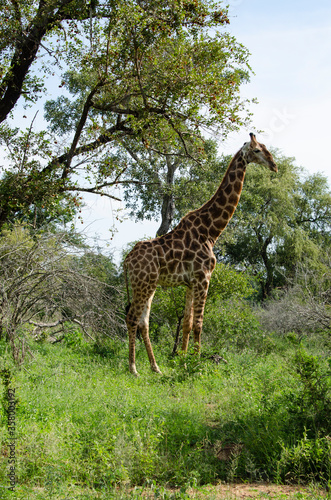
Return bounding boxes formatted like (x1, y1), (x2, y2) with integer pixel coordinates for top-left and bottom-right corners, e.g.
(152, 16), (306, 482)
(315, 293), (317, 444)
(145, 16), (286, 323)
(124, 134), (277, 376)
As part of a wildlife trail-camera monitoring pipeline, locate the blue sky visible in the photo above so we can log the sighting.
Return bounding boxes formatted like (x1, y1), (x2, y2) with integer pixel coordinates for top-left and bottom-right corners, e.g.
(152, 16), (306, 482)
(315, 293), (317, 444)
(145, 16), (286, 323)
(84, 0), (331, 261)
(224, 0), (331, 170)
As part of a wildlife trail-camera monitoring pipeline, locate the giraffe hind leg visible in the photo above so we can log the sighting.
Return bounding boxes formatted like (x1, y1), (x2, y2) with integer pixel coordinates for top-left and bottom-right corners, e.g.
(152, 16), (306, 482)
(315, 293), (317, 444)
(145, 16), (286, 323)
(138, 293), (161, 373)
(126, 291), (160, 375)
(126, 303), (140, 376)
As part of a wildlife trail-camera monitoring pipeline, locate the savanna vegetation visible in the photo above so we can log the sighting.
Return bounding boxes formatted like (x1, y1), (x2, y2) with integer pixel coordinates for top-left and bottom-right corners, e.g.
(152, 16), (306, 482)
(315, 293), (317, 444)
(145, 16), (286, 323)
(0, 0), (330, 498)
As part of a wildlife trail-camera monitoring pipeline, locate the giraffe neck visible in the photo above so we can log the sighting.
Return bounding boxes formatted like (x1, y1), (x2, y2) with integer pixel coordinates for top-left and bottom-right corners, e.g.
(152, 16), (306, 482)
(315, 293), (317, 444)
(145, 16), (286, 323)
(195, 150), (247, 244)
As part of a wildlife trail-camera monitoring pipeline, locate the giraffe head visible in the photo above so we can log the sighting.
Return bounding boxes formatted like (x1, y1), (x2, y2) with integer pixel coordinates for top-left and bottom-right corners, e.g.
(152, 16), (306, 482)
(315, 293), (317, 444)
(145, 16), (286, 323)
(242, 133), (278, 172)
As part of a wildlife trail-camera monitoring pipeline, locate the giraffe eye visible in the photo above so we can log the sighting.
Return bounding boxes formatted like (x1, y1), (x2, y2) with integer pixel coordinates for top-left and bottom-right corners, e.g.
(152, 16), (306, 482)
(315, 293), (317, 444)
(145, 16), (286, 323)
(254, 149), (261, 153)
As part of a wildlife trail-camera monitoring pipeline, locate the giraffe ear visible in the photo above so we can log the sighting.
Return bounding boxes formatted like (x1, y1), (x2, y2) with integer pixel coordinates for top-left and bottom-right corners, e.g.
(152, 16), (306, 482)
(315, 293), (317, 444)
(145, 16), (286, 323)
(249, 133), (258, 147)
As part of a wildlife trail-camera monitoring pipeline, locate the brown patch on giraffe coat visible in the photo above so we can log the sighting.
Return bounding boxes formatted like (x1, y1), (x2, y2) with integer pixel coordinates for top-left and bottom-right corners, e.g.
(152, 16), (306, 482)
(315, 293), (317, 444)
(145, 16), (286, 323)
(225, 184), (233, 195)
(189, 240), (200, 252)
(187, 213), (197, 223)
(208, 226), (220, 240)
(173, 239), (184, 250)
(138, 271), (146, 280)
(234, 181), (243, 192)
(173, 250), (182, 260)
(197, 249), (208, 260)
(199, 212), (212, 228)
(141, 257), (151, 266)
(175, 229), (185, 238)
(183, 248), (195, 261)
(226, 204), (236, 214)
(184, 231), (191, 248)
(191, 226), (199, 240)
(221, 208), (231, 219)
(229, 171), (236, 183)
(217, 192), (228, 206)
(156, 244), (165, 257)
(167, 260), (178, 274)
(228, 193), (239, 205)
(237, 170), (245, 181)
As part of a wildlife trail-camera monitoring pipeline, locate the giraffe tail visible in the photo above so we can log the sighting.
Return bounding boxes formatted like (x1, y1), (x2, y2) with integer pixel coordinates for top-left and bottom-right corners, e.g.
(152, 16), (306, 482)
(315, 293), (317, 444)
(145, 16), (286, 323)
(123, 261), (131, 315)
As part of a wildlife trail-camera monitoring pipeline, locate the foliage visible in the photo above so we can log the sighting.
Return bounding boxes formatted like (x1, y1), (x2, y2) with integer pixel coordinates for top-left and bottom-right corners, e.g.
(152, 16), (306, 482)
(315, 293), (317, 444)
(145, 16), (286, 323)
(0, 122), (79, 229)
(277, 434), (331, 485)
(203, 299), (265, 353)
(256, 255), (331, 334)
(0, 0), (252, 228)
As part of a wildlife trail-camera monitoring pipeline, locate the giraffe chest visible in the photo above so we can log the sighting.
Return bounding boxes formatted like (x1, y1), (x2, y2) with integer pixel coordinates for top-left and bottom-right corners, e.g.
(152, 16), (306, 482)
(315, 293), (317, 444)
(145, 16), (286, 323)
(158, 260), (194, 287)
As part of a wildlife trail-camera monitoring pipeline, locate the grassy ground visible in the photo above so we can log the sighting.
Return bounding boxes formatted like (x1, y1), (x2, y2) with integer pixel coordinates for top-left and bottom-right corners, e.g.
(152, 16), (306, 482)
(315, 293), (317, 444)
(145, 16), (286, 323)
(0, 332), (330, 499)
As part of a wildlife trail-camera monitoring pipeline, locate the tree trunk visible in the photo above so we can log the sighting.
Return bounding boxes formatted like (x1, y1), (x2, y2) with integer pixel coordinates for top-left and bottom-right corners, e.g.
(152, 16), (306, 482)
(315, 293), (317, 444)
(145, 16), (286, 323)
(260, 237), (274, 299)
(0, 0), (77, 123)
(156, 156), (178, 236)
(156, 192), (175, 237)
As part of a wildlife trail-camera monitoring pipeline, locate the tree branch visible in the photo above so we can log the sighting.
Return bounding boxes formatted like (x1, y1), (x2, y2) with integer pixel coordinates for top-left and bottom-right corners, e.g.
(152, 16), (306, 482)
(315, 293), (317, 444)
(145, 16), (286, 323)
(61, 81), (106, 180)
(0, 0), (82, 122)
(42, 120), (135, 177)
(66, 185), (122, 202)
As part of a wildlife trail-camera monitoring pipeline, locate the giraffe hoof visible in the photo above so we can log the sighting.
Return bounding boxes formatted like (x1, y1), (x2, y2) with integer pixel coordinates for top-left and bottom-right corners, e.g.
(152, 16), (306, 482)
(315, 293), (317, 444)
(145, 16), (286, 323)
(129, 365), (139, 377)
(151, 365), (162, 374)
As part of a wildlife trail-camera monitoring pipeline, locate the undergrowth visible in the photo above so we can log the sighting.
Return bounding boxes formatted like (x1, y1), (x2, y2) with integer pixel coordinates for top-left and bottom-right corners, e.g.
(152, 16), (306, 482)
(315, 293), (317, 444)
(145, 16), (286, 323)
(0, 331), (330, 498)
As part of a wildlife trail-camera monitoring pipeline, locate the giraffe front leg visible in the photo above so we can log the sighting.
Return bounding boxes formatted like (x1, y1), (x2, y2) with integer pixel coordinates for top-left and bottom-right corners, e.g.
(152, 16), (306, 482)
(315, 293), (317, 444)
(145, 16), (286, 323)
(192, 280), (209, 353)
(181, 287), (194, 352)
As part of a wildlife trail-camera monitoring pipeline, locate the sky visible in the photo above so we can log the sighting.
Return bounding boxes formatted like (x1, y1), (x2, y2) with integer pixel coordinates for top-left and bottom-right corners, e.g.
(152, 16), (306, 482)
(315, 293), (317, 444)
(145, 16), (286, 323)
(78, 0), (331, 263)
(224, 0), (331, 169)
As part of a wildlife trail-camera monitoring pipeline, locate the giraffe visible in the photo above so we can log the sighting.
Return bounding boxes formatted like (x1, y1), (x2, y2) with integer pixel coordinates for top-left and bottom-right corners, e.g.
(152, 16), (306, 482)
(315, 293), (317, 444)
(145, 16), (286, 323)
(124, 133), (277, 375)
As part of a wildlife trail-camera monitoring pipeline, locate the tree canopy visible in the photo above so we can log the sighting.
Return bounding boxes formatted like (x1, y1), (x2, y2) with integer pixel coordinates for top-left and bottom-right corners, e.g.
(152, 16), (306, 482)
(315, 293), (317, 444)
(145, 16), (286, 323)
(0, 0), (252, 229)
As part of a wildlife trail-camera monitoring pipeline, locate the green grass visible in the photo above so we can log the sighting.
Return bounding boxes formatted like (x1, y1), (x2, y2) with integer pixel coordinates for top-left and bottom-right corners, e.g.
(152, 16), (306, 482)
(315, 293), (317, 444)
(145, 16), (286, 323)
(0, 332), (330, 499)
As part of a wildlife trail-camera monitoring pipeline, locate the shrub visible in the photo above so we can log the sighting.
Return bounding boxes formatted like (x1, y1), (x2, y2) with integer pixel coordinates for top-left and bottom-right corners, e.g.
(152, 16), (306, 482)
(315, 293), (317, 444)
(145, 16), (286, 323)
(277, 433), (331, 484)
(203, 299), (266, 353)
(0, 224), (124, 363)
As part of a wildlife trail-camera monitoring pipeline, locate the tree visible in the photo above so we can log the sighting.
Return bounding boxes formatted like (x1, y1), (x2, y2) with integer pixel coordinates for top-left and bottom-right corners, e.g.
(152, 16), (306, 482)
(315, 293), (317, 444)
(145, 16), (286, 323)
(0, 0), (252, 229)
(123, 138), (225, 235)
(124, 139), (227, 235)
(0, 0), (85, 122)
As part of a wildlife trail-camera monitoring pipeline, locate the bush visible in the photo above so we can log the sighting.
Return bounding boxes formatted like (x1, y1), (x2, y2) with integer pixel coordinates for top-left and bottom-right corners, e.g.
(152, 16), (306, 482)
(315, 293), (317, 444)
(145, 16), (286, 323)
(0, 224), (124, 363)
(277, 434), (331, 484)
(203, 298), (266, 353)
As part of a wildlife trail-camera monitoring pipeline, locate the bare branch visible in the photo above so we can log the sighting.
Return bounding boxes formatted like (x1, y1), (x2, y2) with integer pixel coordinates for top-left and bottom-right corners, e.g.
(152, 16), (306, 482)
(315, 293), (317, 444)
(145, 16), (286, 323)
(68, 185), (122, 201)
(62, 81), (106, 180)
(19, 111), (39, 172)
